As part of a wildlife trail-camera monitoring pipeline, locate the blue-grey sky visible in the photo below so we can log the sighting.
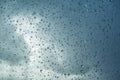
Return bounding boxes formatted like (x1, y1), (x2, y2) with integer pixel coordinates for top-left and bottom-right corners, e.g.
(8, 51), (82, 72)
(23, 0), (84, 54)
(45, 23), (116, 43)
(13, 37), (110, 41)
(0, 0), (120, 80)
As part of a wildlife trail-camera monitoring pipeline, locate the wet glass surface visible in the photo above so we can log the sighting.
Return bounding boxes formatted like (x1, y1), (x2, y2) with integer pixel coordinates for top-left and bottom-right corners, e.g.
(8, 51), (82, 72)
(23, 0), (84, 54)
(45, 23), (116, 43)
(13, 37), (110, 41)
(0, 0), (120, 80)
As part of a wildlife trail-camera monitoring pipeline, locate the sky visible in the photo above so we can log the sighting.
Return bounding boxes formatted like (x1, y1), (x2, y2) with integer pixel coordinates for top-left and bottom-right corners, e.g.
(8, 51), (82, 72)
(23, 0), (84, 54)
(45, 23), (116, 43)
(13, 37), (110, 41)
(0, 0), (120, 80)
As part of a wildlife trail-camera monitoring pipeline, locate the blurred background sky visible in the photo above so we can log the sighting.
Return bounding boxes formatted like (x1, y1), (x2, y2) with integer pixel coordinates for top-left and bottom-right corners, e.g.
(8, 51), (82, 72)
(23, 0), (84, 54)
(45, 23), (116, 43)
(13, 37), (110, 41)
(0, 0), (120, 80)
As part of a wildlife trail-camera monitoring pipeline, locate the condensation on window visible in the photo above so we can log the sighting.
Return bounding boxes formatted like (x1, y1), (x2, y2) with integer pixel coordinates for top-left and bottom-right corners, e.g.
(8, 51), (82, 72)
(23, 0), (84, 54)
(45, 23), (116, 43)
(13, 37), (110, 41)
(0, 0), (120, 80)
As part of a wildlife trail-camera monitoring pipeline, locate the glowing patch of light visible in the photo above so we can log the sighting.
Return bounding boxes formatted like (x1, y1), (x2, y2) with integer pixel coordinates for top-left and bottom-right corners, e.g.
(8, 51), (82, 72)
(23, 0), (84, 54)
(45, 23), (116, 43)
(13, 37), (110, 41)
(4, 14), (91, 80)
